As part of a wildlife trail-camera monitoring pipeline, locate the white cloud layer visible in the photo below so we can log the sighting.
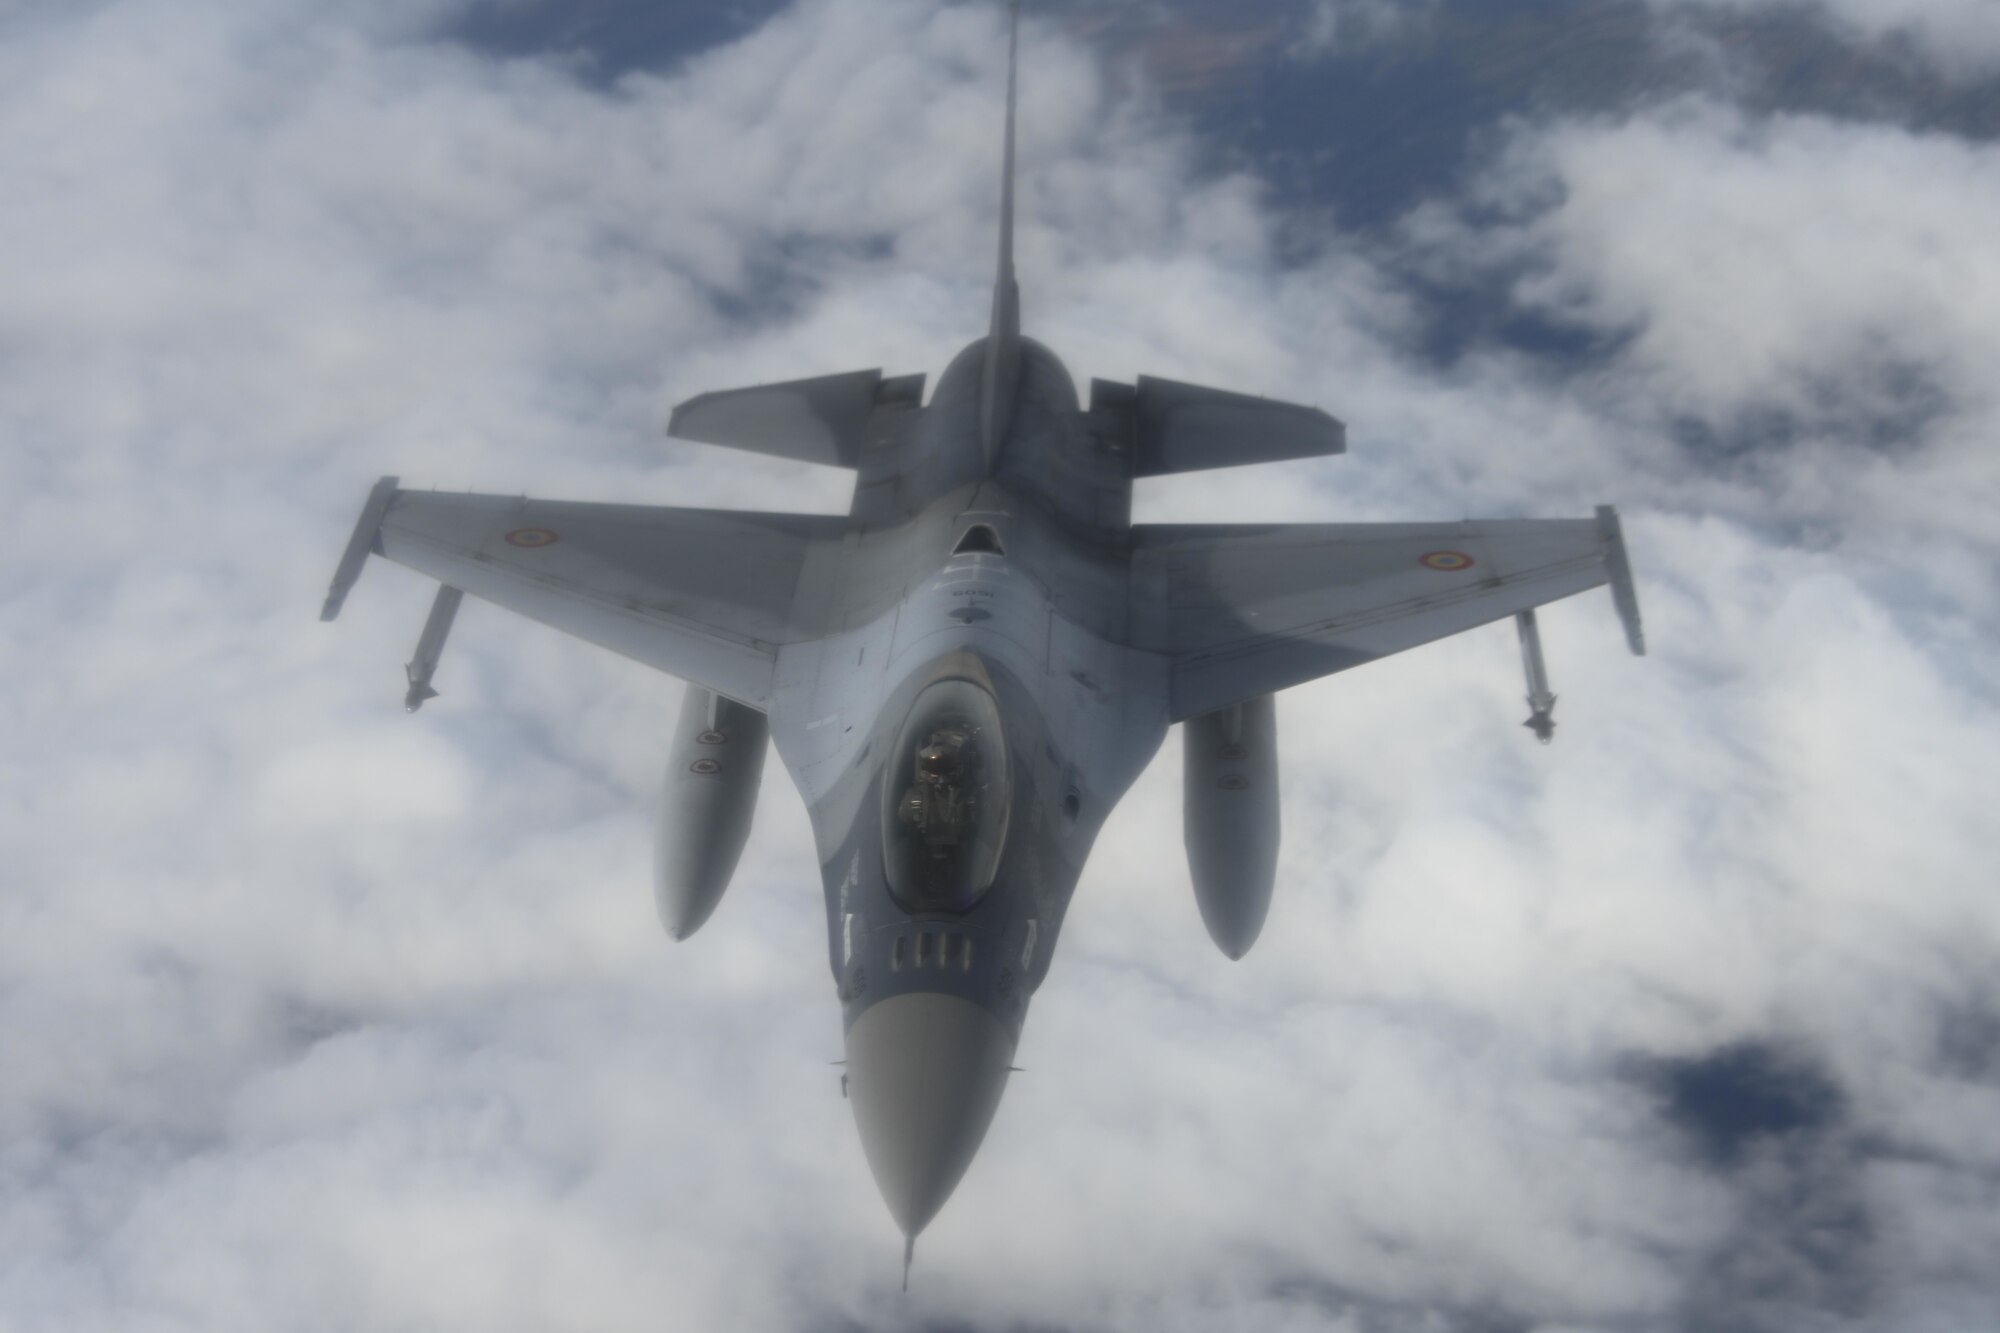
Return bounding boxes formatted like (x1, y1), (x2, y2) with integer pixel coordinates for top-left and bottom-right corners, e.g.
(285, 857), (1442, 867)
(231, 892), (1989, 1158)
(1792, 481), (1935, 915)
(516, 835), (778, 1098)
(4, 1), (1998, 1330)
(1399, 99), (2000, 561)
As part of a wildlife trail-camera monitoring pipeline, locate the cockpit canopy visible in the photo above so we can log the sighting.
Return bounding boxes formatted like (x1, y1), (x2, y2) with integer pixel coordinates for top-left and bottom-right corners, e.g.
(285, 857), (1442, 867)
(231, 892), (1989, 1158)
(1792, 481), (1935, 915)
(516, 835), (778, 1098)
(881, 679), (1011, 915)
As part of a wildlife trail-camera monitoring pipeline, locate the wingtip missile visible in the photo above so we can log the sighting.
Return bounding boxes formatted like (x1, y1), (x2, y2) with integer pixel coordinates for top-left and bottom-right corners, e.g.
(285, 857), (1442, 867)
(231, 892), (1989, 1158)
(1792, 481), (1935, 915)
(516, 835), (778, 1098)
(402, 585), (462, 714)
(1515, 612), (1559, 744)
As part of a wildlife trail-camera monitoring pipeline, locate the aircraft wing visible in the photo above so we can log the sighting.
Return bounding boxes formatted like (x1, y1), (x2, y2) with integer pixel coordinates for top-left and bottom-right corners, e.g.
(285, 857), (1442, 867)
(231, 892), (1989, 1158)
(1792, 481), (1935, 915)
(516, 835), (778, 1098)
(323, 480), (848, 707)
(1132, 507), (1643, 721)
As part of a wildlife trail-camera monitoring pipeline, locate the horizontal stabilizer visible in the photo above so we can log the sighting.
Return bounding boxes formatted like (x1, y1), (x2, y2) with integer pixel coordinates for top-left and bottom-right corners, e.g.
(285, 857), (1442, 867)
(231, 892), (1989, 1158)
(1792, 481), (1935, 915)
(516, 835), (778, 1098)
(667, 370), (924, 469)
(1091, 376), (1346, 478)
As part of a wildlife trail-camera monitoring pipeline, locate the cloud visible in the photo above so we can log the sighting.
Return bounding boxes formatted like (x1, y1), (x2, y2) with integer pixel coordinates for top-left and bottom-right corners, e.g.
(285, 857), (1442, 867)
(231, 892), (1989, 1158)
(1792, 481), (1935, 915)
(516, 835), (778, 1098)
(1651, 0), (2000, 80)
(3, 0), (1998, 1330)
(1395, 98), (2000, 567)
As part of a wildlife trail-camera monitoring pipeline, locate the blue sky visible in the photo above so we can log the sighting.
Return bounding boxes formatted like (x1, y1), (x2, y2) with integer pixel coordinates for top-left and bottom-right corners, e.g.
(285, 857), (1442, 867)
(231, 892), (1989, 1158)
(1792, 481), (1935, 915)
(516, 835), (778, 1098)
(3, 2), (1998, 1330)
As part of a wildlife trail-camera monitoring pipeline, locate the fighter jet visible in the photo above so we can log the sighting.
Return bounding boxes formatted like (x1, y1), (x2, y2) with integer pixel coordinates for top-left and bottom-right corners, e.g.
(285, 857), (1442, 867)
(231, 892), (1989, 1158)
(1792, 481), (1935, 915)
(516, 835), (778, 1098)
(321, 2), (1643, 1262)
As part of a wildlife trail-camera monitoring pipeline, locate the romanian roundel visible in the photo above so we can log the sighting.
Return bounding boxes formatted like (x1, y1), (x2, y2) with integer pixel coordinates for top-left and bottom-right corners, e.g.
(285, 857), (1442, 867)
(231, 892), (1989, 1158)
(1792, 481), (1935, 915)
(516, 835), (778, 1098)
(1419, 550), (1474, 572)
(505, 527), (560, 548)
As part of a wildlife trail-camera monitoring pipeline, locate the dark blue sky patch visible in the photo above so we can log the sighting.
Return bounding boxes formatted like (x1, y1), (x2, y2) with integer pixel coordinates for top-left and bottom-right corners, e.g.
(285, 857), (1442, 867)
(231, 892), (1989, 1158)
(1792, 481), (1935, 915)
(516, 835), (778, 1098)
(1052, 2), (1699, 380)
(1794, 357), (1956, 457)
(443, 0), (789, 84)
(1637, 1039), (1845, 1168)
(1072, 1), (1693, 237)
(1663, 353), (1955, 472)
(1691, 5), (2000, 142)
(1397, 262), (1637, 370)
(1059, 0), (2000, 381)
(1259, 3), (1672, 230)
(1624, 1042), (1880, 1325)
(434, 0), (1999, 243)
(1678, 1132), (1878, 1327)
(1087, 0), (2000, 237)
(423, 0), (2000, 390)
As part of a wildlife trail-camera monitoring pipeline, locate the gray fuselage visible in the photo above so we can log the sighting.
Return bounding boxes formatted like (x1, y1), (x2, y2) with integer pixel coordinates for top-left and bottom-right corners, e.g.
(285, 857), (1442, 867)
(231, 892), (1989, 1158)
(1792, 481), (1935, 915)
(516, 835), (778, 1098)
(763, 335), (1166, 1235)
(318, 1), (1643, 1258)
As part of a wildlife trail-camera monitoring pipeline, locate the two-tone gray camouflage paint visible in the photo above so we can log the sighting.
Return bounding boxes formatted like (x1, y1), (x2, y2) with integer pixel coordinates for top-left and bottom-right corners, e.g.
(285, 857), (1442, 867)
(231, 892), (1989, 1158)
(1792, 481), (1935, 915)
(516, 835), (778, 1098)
(321, 0), (1643, 1257)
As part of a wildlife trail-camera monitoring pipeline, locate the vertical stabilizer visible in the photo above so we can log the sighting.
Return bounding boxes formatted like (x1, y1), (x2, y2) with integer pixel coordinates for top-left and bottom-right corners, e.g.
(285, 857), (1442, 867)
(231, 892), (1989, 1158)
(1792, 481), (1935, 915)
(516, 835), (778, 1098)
(979, 1), (1023, 459)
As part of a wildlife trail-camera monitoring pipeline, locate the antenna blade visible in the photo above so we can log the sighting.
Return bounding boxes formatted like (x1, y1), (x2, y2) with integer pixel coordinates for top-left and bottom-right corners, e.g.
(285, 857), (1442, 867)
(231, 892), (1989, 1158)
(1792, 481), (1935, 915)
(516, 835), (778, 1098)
(997, 0), (1018, 292)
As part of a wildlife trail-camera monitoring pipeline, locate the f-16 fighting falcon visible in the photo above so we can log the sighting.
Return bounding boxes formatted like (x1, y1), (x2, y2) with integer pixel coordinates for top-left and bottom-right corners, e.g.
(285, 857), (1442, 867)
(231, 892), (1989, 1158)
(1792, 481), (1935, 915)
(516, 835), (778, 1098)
(321, 1), (1643, 1272)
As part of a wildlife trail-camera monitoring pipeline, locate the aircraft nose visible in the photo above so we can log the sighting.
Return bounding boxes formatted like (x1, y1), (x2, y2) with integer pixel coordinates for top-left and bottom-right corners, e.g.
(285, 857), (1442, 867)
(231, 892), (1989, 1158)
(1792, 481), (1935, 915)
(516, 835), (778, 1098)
(845, 991), (1015, 1237)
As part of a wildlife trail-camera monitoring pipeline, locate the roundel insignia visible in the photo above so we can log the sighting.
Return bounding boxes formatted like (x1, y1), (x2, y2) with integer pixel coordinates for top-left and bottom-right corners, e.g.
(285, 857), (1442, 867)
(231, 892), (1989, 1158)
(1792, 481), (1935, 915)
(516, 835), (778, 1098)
(505, 527), (560, 548)
(1420, 550), (1474, 572)
(689, 757), (721, 775)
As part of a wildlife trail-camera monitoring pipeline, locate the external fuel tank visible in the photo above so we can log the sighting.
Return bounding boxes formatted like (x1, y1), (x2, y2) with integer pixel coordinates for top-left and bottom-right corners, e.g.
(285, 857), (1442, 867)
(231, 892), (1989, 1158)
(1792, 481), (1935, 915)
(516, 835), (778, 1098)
(1182, 693), (1280, 959)
(655, 686), (767, 939)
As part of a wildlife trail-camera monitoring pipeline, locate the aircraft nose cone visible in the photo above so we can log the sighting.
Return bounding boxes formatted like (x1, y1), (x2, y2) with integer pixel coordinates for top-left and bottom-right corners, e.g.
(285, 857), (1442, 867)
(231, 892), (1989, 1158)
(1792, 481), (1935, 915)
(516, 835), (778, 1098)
(845, 991), (1015, 1237)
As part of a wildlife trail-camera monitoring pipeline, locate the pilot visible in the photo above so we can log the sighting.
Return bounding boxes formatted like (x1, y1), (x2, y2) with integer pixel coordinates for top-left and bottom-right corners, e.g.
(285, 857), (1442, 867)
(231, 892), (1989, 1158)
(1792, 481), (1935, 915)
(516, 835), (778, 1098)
(899, 726), (972, 850)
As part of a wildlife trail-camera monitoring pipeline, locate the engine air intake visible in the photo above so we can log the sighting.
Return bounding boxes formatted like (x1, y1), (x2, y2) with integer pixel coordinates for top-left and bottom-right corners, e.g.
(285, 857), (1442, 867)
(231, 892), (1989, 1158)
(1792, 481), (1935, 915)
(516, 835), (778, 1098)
(953, 524), (1004, 556)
